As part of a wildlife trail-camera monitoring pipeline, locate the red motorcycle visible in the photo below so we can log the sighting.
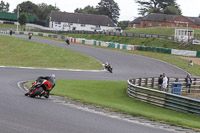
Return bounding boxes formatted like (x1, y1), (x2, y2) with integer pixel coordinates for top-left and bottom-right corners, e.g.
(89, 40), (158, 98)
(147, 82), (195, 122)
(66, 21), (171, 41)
(25, 80), (52, 98)
(104, 63), (113, 73)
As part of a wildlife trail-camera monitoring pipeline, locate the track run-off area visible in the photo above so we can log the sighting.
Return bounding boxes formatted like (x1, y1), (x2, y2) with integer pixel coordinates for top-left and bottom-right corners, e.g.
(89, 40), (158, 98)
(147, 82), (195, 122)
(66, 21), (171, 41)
(0, 34), (193, 133)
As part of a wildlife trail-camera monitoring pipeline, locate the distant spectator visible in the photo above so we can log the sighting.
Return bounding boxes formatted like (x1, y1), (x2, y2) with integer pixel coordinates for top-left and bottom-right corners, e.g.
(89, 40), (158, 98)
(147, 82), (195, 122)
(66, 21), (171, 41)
(162, 73), (168, 92)
(185, 74), (192, 93)
(158, 74), (163, 91)
(9, 29), (12, 36)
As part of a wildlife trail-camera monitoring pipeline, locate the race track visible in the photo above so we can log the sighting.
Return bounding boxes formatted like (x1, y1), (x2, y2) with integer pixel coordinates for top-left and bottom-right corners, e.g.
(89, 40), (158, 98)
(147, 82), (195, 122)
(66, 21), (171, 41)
(0, 34), (187, 133)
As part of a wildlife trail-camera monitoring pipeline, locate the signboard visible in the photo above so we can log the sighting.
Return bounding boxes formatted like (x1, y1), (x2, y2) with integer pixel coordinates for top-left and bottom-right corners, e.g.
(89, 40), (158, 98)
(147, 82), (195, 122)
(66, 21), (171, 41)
(193, 39), (200, 45)
(174, 29), (194, 42)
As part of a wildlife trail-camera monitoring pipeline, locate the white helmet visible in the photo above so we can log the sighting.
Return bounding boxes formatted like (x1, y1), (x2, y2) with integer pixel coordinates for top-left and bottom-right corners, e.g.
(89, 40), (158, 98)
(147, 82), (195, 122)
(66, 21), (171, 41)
(51, 74), (56, 79)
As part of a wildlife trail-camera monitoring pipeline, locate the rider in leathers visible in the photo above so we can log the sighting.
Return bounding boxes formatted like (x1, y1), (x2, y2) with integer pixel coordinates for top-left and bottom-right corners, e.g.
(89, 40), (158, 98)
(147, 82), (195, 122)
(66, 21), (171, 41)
(25, 74), (56, 98)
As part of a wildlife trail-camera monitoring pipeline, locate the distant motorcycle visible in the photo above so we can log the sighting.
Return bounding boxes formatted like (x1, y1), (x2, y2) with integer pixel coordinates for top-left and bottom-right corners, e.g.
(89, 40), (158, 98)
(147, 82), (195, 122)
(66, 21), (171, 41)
(104, 62), (113, 73)
(28, 33), (32, 40)
(66, 39), (70, 45)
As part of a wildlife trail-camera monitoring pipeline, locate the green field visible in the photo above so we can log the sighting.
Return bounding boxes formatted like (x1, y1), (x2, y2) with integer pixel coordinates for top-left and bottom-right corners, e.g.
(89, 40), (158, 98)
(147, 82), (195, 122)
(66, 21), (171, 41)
(27, 80), (200, 130)
(0, 23), (26, 29)
(0, 35), (103, 70)
(124, 27), (200, 39)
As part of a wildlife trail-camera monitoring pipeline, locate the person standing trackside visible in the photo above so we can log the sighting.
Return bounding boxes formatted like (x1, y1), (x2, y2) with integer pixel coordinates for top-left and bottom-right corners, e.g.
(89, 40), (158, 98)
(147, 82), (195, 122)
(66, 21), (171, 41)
(185, 74), (192, 93)
(9, 29), (12, 36)
(158, 74), (163, 91)
(162, 73), (168, 92)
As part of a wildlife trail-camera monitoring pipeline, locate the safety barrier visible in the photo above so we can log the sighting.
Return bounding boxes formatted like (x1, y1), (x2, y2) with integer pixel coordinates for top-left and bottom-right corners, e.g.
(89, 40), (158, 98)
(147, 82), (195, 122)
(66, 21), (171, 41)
(127, 78), (200, 115)
(131, 77), (200, 89)
(2, 30), (200, 57)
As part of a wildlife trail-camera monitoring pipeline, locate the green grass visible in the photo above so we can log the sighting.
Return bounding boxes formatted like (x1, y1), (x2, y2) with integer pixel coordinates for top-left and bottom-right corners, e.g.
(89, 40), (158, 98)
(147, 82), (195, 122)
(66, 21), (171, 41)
(0, 35), (103, 70)
(33, 79), (199, 130)
(0, 23), (25, 29)
(124, 27), (200, 39)
(64, 33), (200, 51)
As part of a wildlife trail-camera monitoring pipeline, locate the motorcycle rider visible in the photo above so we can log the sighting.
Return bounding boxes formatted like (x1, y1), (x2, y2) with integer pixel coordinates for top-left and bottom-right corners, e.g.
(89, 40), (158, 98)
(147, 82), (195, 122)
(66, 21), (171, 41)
(25, 74), (56, 98)
(105, 62), (112, 68)
(104, 62), (113, 73)
(28, 33), (32, 40)
(66, 38), (70, 45)
(105, 62), (110, 68)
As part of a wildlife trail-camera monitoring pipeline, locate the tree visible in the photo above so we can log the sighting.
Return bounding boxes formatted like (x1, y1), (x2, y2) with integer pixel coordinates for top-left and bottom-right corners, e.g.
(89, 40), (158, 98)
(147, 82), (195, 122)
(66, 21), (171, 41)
(75, 5), (98, 14)
(162, 5), (181, 15)
(135, 0), (181, 16)
(0, 0), (9, 12)
(117, 21), (130, 30)
(96, 0), (120, 24)
(13, 1), (39, 18)
(38, 3), (60, 20)
(18, 13), (28, 26)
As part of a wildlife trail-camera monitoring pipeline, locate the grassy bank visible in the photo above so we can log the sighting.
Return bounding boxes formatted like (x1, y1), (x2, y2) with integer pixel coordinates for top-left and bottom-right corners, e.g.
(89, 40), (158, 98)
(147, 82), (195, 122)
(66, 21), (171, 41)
(64, 33), (200, 51)
(27, 79), (200, 130)
(0, 35), (103, 70)
(124, 27), (200, 39)
(0, 23), (25, 29)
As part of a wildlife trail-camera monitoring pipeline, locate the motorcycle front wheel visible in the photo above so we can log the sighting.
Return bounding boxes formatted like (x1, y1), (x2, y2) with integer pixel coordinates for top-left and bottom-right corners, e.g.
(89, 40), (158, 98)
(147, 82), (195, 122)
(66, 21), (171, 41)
(29, 87), (43, 98)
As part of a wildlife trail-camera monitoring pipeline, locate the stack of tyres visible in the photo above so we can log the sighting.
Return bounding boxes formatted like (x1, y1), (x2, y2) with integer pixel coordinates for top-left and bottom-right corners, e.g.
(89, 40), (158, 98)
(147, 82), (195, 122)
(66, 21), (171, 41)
(197, 51), (200, 57)
(122, 45), (127, 50)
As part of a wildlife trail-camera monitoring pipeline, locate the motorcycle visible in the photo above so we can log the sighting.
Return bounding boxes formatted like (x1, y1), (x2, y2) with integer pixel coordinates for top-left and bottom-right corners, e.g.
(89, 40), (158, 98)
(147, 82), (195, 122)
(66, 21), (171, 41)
(66, 39), (70, 45)
(28, 33), (32, 40)
(104, 63), (113, 73)
(25, 80), (51, 98)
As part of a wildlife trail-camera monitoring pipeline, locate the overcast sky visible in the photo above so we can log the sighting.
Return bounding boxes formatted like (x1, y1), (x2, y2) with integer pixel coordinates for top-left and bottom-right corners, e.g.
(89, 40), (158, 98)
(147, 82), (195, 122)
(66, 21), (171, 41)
(5, 0), (200, 21)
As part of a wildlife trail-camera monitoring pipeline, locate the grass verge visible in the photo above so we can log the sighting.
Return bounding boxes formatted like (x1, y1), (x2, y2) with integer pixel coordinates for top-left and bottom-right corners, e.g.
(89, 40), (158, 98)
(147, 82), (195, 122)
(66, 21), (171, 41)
(27, 79), (200, 130)
(0, 35), (103, 70)
(0, 23), (25, 29)
(124, 27), (200, 39)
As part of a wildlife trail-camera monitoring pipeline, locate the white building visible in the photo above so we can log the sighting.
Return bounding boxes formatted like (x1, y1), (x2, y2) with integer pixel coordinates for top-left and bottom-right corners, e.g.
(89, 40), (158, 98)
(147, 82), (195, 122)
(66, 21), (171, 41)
(49, 11), (118, 32)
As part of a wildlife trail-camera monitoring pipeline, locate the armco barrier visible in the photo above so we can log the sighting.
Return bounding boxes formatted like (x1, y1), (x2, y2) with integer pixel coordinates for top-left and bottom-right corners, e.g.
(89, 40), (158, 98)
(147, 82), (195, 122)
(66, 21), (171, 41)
(127, 79), (200, 114)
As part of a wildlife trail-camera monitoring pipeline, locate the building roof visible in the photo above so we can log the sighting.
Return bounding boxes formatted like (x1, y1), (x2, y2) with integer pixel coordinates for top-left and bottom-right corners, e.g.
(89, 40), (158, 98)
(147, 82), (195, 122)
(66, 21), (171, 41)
(187, 17), (200, 26)
(50, 11), (116, 27)
(143, 13), (179, 22)
(130, 17), (143, 24)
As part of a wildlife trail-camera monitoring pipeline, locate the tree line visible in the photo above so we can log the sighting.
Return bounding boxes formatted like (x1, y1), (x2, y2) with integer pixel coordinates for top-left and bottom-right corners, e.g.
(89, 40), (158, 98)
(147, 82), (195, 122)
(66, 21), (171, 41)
(0, 0), (186, 29)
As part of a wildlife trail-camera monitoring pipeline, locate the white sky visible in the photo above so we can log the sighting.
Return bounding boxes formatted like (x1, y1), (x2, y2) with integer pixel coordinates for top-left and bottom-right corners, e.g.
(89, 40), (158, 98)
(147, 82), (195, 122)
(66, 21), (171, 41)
(5, 0), (200, 21)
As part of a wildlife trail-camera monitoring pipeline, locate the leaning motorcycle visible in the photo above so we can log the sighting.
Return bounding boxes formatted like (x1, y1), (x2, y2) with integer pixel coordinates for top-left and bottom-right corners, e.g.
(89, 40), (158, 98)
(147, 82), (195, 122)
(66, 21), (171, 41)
(25, 80), (51, 98)
(105, 64), (113, 73)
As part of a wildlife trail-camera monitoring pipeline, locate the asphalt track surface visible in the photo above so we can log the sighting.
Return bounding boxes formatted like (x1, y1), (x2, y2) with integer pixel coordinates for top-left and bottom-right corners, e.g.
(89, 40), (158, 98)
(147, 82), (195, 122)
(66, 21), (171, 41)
(0, 34), (187, 133)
